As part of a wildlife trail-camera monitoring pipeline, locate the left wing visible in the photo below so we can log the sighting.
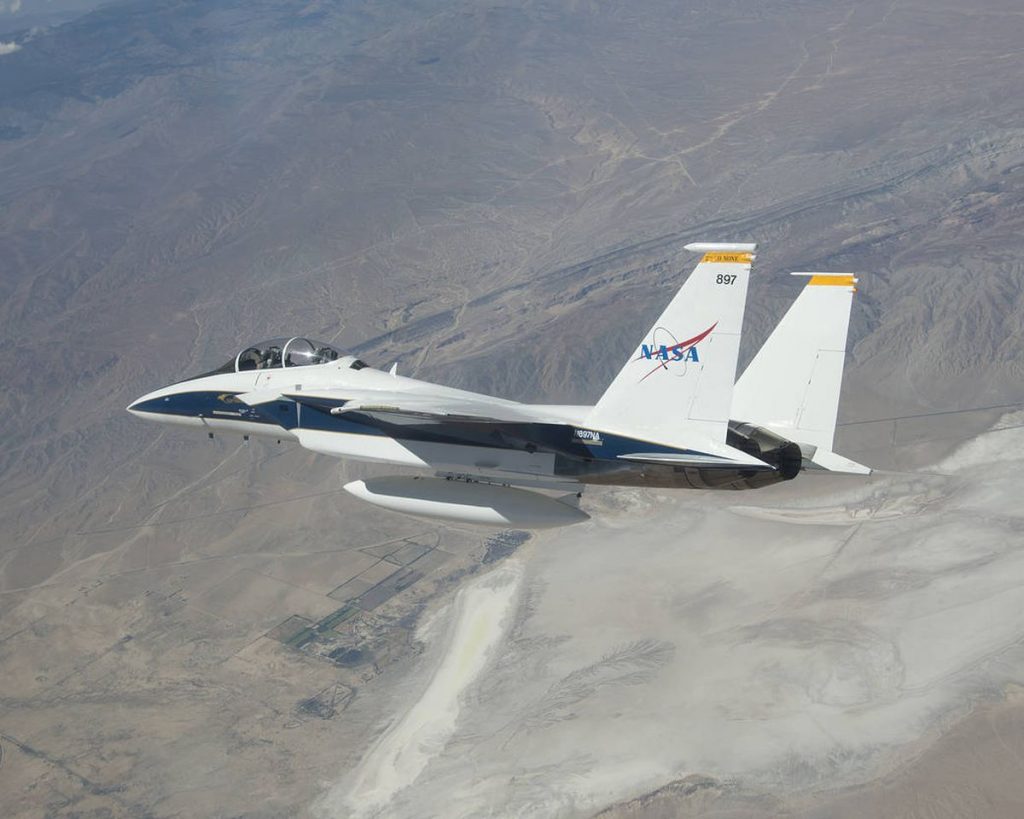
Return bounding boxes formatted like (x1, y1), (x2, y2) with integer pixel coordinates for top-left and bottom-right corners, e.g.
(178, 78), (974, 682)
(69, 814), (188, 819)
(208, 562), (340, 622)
(238, 387), (568, 478)
(239, 387), (543, 425)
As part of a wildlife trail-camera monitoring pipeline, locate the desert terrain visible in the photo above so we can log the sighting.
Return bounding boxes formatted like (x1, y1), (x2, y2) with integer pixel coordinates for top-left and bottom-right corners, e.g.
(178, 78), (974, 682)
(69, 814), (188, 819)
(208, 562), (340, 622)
(2, 0), (1024, 816)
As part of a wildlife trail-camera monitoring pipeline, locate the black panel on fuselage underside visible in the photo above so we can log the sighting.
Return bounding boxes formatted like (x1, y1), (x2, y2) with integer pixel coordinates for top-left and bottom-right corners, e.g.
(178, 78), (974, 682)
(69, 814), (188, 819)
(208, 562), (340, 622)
(555, 458), (789, 490)
(292, 405), (791, 490)
(348, 415), (791, 490)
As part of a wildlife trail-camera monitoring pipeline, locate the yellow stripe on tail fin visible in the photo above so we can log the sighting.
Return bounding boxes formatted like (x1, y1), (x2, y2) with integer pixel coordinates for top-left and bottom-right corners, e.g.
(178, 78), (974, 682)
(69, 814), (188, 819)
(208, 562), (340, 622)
(806, 273), (858, 288)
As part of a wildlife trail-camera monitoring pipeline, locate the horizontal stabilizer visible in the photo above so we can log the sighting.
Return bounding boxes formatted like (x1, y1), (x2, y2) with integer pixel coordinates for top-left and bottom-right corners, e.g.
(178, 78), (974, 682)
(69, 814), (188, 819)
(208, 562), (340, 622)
(802, 447), (871, 475)
(618, 452), (774, 470)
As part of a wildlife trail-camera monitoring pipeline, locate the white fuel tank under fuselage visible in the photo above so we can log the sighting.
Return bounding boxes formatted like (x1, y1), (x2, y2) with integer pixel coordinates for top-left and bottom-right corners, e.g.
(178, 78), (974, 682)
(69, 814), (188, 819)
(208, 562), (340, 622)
(343, 476), (589, 529)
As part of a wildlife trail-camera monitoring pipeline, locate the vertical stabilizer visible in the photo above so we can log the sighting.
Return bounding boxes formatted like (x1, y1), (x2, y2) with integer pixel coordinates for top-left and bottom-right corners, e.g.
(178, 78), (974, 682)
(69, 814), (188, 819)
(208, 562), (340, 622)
(733, 273), (857, 452)
(587, 243), (755, 450)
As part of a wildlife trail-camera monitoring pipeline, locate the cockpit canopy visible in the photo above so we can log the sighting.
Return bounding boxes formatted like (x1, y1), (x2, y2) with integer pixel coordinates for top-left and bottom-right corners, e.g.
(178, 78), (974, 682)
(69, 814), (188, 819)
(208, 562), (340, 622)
(235, 337), (342, 371)
(181, 336), (371, 383)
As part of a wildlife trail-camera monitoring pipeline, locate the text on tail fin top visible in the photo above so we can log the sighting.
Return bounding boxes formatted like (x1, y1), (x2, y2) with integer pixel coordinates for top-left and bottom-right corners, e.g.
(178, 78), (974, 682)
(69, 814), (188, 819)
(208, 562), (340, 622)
(701, 251), (753, 264)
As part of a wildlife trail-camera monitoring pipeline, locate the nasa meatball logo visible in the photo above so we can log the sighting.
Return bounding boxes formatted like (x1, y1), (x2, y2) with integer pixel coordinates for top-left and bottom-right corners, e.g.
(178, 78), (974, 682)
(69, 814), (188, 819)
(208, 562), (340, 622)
(636, 322), (717, 382)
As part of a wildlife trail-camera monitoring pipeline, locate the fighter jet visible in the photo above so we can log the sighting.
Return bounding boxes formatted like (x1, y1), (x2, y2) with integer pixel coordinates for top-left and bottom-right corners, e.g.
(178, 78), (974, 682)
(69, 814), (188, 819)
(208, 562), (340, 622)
(128, 243), (868, 528)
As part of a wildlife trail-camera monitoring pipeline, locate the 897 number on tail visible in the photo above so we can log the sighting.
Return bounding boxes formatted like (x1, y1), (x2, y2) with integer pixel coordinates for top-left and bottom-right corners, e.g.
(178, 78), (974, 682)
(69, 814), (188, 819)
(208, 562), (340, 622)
(715, 274), (737, 285)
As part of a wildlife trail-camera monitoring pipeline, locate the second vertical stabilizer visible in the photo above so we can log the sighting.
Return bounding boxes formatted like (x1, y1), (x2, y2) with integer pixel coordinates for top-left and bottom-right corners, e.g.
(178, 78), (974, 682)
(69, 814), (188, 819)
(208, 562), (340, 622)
(733, 272), (857, 453)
